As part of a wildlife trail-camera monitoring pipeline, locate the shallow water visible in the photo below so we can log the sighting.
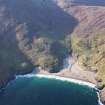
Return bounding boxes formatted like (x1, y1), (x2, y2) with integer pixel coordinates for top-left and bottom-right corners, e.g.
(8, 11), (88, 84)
(0, 75), (99, 105)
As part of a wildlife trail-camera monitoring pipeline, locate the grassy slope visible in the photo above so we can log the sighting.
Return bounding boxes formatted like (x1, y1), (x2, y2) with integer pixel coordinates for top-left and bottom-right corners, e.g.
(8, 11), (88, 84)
(61, 5), (105, 89)
(71, 34), (105, 88)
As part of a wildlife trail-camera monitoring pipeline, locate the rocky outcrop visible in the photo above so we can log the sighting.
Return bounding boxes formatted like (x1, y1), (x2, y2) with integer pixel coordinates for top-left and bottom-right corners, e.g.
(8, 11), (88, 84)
(100, 88), (105, 104)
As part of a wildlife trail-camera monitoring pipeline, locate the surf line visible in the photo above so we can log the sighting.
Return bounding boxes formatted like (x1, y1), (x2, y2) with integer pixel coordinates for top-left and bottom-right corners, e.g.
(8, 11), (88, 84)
(17, 74), (103, 105)
(17, 74), (95, 88)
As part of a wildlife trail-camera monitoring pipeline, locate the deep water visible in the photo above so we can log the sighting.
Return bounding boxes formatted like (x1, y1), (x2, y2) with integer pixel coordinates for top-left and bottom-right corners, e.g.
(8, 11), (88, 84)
(0, 75), (99, 105)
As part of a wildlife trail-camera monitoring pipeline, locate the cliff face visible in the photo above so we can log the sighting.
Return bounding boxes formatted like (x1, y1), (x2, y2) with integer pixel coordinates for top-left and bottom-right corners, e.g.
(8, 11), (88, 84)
(70, 6), (105, 103)
(1, 0), (105, 100)
(72, 7), (105, 104)
(0, 1), (34, 88)
(56, 0), (105, 104)
(0, 0), (78, 87)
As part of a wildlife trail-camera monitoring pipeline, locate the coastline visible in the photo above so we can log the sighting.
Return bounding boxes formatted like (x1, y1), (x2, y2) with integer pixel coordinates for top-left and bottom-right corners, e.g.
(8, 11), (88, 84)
(34, 58), (103, 105)
(35, 74), (104, 105)
(35, 74), (96, 88)
(37, 60), (97, 85)
(1, 57), (104, 105)
(17, 73), (103, 105)
(18, 73), (96, 88)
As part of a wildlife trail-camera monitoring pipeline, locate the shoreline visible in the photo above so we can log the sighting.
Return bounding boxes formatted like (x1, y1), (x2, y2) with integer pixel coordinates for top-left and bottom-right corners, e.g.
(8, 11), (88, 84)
(17, 73), (96, 88)
(0, 57), (104, 105)
(17, 73), (103, 105)
(35, 74), (103, 105)
(35, 74), (96, 88)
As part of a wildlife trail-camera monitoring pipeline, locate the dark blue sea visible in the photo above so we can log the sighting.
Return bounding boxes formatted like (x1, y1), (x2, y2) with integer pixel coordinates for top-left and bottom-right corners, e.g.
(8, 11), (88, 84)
(0, 75), (100, 105)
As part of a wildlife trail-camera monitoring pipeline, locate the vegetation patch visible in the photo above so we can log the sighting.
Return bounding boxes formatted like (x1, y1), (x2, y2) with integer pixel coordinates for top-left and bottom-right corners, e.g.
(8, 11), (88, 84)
(71, 34), (105, 88)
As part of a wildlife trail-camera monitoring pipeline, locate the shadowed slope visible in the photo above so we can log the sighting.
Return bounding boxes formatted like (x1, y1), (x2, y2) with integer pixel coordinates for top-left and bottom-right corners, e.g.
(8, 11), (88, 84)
(0, 0), (78, 87)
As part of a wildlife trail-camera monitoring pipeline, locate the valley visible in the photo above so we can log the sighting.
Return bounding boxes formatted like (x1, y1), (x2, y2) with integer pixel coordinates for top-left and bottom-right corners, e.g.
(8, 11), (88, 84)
(0, 0), (105, 104)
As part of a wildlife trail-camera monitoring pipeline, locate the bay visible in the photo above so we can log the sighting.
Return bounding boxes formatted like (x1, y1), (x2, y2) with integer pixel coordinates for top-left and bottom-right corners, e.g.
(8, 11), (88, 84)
(0, 75), (99, 105)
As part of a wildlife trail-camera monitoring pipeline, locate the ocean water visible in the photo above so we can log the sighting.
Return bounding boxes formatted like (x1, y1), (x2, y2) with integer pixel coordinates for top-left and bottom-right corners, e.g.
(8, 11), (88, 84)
(0, 75), (99, 105)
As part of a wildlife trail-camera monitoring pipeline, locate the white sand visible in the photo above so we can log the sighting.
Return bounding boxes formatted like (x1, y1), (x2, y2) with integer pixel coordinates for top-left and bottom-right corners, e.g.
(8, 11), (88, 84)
(17, 74), (96, 88)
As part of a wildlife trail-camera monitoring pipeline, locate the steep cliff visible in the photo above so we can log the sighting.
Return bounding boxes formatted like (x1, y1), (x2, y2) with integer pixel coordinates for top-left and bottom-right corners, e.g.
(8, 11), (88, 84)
(56, 0), (105, 103)
(0, 0), (78, 87)
(1, 1), (105, 102)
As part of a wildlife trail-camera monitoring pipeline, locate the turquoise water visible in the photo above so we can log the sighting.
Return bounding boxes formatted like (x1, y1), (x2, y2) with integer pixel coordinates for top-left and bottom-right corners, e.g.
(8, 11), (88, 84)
(0, 75), (99, 105)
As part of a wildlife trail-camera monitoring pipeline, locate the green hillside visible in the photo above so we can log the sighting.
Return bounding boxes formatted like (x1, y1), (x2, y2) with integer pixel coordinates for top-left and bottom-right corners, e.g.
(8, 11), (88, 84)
(71, 34), (105, 88)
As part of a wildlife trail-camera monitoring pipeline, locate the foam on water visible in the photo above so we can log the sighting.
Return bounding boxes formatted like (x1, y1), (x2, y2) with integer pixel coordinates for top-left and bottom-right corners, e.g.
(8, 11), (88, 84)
(97, 92), (103, 105)
(17, 74), (95, 88)
(36, 74), (96, 88)
(16, 74), (103, 105)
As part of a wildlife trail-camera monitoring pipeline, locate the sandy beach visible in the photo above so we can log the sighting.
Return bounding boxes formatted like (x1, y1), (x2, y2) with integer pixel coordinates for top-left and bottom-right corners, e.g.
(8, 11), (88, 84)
(38, 60), (97, 85)
(35, 62), (103, 105)
(18, 57), (103, 105)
